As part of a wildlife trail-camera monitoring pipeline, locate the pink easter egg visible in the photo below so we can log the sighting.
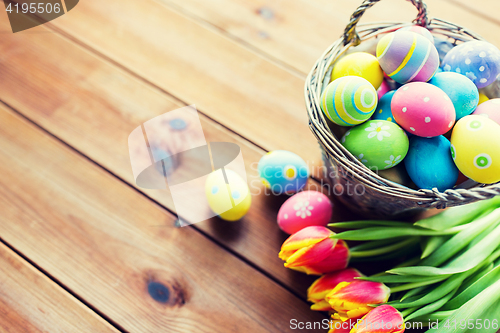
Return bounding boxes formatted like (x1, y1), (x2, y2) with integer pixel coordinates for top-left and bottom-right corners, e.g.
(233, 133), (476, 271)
(472, 98), (500, 125)
(277, 191), (333, 235)
(377, 79), (391, 99)
(391, 82), (456, 137)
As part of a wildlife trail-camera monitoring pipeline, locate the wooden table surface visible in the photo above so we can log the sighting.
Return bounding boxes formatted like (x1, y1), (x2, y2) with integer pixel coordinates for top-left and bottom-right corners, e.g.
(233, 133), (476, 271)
(0, 0), (498, 332)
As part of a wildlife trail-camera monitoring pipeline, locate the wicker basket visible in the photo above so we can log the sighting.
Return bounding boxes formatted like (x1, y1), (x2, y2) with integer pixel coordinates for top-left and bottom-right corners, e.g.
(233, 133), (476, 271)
(305, 0), (500, 217)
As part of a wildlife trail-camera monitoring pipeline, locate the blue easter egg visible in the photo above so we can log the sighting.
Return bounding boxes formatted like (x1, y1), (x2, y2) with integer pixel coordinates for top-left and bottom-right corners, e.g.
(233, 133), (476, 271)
(372, 91), (396, 123)
(404, 136), (459, 191)
(442, 40), (500, 88)
(429, 72), (479, 120)
(258, 150), (309, 194)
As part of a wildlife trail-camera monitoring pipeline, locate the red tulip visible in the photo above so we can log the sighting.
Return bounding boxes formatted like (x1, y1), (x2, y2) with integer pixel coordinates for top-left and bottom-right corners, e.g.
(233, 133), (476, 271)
(351, 305), (405, 333)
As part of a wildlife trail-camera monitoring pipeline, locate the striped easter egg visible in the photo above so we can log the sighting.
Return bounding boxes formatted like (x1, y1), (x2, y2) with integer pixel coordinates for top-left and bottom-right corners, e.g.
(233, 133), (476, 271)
(376, 31), (439, 84)
(320, 76), (378, 126)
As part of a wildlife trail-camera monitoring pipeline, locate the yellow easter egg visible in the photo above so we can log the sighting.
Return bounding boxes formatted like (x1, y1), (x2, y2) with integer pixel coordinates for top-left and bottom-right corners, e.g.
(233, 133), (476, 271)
(478, 93), (489, 105)
(331, 52), (384, 90)
(451, 115), (500, 184)
(205, 169), (251, 221)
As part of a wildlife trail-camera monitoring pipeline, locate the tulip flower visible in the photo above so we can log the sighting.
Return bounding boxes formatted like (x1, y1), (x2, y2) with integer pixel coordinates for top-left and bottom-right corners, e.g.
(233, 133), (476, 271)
(307, 268), (364, 311)
(325, 280), (390, 320)
(279, 226), (350, 275)
(350, 305), (405, 333)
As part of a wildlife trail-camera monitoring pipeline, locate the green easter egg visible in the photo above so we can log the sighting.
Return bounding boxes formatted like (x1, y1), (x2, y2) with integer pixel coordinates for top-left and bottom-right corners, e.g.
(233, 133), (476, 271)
(341, 120), (409, 171)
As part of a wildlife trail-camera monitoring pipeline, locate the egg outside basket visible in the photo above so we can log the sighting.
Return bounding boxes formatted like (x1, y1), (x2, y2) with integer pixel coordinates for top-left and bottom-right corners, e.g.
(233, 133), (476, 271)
(305, 0), (500, 217)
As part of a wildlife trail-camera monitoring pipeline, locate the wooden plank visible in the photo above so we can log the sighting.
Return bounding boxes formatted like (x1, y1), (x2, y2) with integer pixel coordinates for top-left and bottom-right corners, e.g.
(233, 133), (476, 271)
(0, 241), (119, 333)
(0, 15), (357, 297)
(21, 0), (322, 170)
(0, 101), (326, 332)
(152, 0), (500, 74)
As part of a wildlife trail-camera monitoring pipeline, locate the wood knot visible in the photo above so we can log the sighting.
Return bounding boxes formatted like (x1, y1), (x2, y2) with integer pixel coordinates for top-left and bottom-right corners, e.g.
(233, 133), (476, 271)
(148, 282), (170, 303)
(145, 276), (187, 307)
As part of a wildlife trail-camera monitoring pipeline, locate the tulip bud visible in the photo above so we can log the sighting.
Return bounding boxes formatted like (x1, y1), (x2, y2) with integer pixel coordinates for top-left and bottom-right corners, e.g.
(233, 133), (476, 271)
(350, 305), (405, 333)
(279, 226), (350, 275)
(325, 280), (390, 320)
(307, 268), (364, 311)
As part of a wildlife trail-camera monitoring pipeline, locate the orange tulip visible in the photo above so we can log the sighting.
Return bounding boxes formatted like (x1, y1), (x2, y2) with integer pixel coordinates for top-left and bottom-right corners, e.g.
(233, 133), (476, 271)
(325, 280), (390, 321)
(307, 268), (364, 311)
(351, 305), (405, 333)
(279, 226), (350, 275)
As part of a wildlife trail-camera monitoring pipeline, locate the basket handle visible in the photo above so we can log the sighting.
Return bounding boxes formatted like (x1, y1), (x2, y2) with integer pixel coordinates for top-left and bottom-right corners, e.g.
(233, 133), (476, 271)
(343, 0), (429, 46)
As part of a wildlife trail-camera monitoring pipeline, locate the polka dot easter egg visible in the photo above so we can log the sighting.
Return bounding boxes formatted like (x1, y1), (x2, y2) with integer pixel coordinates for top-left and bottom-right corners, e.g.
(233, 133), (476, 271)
(451, 115), (500, 184)
(404, 136), (459, 191)
(258, 150), (309, 194)
(376, 30), (439, 84)
(372, 91), (396, 123)
(277, 191), (333, 235)
(331, 52), (384, 90)
(391, 82), (456, 137)
(321, 76), (378, 126)
(429, 72), (479, 120)
(341, 120), (409, 171)
(472, 98), (500, 125)
(398, 25), (434, 43)
(205, 169), (251, 221)
(442, 40), (500, 88)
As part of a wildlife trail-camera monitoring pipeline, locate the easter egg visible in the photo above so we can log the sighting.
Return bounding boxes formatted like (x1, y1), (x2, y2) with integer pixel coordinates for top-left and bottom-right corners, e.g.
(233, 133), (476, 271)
(331, 52), (384, 90)
(205, 169), (251, 221)
(398, 25), (434, 43)
(376, 31), (439, 84)
(258, 150), (309, 194)
(372, 91), (396, 123)
(404, 136), (459, 191)
(341, 120), (409, 170)
(277, 191), (333, 234)
(377, 79), (391, 99)
(321, 76), (378, 126)
(391, 82), (456, 137)
(472, 98), (500, 125)
(451, 115), (500, 184)
(429, 72), (479, 119)
(442, 40), (500, 88)
(478, 92), (489, 105)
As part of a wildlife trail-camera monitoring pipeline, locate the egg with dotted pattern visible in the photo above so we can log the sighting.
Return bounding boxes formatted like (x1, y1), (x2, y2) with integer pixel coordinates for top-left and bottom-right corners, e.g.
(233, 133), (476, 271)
(442, 40), (500, 88)
(321, 76), (378, 126)
(429, 72), (479, 120)
(451, 115), (500, 184)
(258, 150), (309, 194)
(391, 82), (456, 137)
(376, 30), (439, 84)
(205, 169), (251, 221)
(331, 52), (384, 90)
(277, 191), (333, 235)
(341, 120), (409, 171)
(372, 91), (396, 123)
(472, 98), (500, 125)
(398, 25), (434, 43)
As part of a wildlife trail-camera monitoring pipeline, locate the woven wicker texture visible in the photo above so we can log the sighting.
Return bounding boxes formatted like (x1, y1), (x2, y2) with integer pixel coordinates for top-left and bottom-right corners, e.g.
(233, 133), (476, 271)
(305, 0), (500, 217)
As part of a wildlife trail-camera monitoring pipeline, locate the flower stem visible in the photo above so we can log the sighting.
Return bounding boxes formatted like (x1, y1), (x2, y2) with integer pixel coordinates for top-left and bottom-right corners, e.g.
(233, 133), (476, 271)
(350, 238), (419, 258)
(390, 276), (447, 293)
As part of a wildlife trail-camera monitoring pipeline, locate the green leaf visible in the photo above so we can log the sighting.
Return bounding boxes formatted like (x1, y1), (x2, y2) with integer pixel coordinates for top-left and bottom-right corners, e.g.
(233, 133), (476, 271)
(359, 274), (448, 284)
(389, 276), (448, 294)
(420, 209), (500, 267)
(415, 197), (500, 231)
(332, 226), (462, 241)
(328, 220), (411, 229)
(350, 238), (419, 258)
(401, 285), (427, 301)
(421, 235), (450, 259)
(389, 225), (500, 276)
(405, 287), (458, 321)
(409, 310), (455, 322)
(442, 263), (500, 311)
(349, 238), (405, 252)
(425, 278), (500, 333)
